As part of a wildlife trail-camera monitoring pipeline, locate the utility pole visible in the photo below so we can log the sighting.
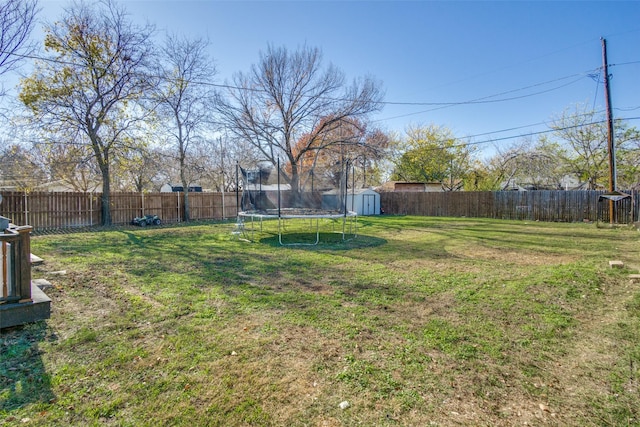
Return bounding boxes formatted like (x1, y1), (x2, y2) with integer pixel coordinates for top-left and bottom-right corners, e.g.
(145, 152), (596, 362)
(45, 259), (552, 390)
(601, 37), (616, 223)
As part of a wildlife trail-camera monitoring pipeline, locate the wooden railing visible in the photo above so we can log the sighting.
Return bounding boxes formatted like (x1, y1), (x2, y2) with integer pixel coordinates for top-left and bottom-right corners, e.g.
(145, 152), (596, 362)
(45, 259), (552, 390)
(0, 225), (33, 305)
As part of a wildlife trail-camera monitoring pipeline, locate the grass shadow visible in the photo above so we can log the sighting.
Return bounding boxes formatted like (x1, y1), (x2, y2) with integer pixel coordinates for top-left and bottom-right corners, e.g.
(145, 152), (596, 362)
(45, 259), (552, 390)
(258, 233), (387, 250)
(0, 322), (56, 413)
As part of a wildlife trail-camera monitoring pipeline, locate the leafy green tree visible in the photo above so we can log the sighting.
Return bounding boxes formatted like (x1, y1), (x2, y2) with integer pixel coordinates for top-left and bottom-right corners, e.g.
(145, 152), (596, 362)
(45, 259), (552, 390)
(466, 161), (496, 191)
(0, 142), (46, 190)
(549, 106), (609, 190)
(549, 105), (639, 190)
(19, 0), (153, 224)
(391, 125), (474, 191)
(110, 143), (164, 192)
(33, 134), (101, 192)
(611, 125), (640, 189)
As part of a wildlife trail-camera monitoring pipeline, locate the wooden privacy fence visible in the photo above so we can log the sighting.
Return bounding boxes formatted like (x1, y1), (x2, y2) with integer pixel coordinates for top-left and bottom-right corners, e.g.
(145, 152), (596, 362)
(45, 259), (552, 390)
(380, 190), (640, 223)
(0, 191), (239, 230)
(0, 189), (638, 231)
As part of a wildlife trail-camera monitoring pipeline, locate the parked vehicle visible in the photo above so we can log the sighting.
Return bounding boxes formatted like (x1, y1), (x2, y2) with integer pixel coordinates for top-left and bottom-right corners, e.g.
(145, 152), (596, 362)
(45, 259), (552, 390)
(132, 214), (161, 226)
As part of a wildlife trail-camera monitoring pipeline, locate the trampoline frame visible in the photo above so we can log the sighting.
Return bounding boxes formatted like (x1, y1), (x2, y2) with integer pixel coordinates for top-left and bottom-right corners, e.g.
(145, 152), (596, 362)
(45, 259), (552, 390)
(235, 158), (360, 246)
(238, 209), (358, 246)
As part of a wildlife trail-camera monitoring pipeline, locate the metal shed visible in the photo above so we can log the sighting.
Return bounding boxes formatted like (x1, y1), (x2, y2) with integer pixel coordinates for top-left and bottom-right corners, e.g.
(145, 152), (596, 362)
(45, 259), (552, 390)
(322, 188), (381, 215)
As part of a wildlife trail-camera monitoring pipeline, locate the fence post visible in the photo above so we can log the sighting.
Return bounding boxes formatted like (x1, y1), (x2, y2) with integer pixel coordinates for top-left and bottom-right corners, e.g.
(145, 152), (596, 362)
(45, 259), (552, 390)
(23, 191), (28, 225)
(1, 240), (7, 298)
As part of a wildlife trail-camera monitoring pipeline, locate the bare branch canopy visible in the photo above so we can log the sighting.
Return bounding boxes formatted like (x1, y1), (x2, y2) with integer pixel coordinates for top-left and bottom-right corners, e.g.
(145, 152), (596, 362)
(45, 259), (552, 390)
(217, 44), (384, 202)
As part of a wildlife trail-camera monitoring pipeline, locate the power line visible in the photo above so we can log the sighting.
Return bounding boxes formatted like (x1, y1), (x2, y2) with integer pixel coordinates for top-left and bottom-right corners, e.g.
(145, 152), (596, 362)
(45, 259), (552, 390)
(610, 60), (640, 67)
(458, 115), (640, 149)
(8, 49), (636, 111)
(4, 49), (640, 153)
(615, 105), (640, 112)
(374, 115), (640, 158)
(381, 72), (592, 107)
(374, 76), (587, 123)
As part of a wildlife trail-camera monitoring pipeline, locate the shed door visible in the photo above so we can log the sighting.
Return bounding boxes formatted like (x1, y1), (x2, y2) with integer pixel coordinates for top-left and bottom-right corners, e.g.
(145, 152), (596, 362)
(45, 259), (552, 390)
(362, 194), (377, 215)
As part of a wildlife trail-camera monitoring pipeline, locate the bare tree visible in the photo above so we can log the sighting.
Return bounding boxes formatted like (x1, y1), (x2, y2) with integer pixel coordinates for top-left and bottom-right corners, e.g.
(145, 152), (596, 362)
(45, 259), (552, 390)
(151, 34), (217, 220)
(202, 134), (264, 192)
(217, 44), (383, 205)
(0, 0), (38, 96)
(19, 0), (154, 224)
(480, 141), (529, 190)
(480, 137), (566, 190)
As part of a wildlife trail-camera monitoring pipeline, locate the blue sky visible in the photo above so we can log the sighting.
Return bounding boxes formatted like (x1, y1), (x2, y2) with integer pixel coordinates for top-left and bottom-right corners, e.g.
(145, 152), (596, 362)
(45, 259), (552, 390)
(23, 1), (640, 157)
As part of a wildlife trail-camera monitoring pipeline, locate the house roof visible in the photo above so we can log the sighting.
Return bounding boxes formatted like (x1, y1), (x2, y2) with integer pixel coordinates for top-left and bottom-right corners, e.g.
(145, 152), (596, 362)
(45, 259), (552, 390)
(377, 181), (443, 191)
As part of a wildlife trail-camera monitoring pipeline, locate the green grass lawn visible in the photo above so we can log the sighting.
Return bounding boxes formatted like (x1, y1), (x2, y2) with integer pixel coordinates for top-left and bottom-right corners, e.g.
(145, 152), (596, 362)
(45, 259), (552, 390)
(2, 216), (640, 426)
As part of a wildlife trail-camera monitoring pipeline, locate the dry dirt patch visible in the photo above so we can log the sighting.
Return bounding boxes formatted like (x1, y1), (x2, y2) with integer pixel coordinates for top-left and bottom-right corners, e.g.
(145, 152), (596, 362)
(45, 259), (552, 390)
(446, 243), (578, 266)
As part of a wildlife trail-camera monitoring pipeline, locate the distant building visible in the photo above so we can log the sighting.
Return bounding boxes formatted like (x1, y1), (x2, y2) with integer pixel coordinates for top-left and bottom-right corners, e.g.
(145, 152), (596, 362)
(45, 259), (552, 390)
(160, 183), (203, 193)
(34, 180), (100, 193)
(243, 183), (291, 192)
(377, 181), (443, 192)
(0, 181), (18, 191)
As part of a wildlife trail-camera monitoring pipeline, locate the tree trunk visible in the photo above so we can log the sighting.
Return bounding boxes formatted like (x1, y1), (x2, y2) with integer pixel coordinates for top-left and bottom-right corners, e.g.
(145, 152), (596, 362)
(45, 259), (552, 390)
(180, 156), (190, 222)
(183, 189), (190, 222)
(288, 158), (302, 207)
(92, 137), (112, 226)
(100, 164), (111, 226)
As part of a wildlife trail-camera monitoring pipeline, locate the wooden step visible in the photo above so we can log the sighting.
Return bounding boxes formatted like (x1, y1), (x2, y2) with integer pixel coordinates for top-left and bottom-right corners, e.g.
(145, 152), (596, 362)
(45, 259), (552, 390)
(0, 282), (51, 329)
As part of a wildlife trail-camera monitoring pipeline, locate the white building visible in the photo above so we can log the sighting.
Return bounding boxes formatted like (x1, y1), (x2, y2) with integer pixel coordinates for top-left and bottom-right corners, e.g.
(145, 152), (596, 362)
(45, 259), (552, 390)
(322, 188), (381, 215)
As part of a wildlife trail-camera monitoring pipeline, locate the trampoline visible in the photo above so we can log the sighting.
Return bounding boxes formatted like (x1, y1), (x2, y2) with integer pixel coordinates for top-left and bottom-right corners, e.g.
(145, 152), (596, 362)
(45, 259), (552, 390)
(238, 208), (357, 245)
(234, 160), (359, 246)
